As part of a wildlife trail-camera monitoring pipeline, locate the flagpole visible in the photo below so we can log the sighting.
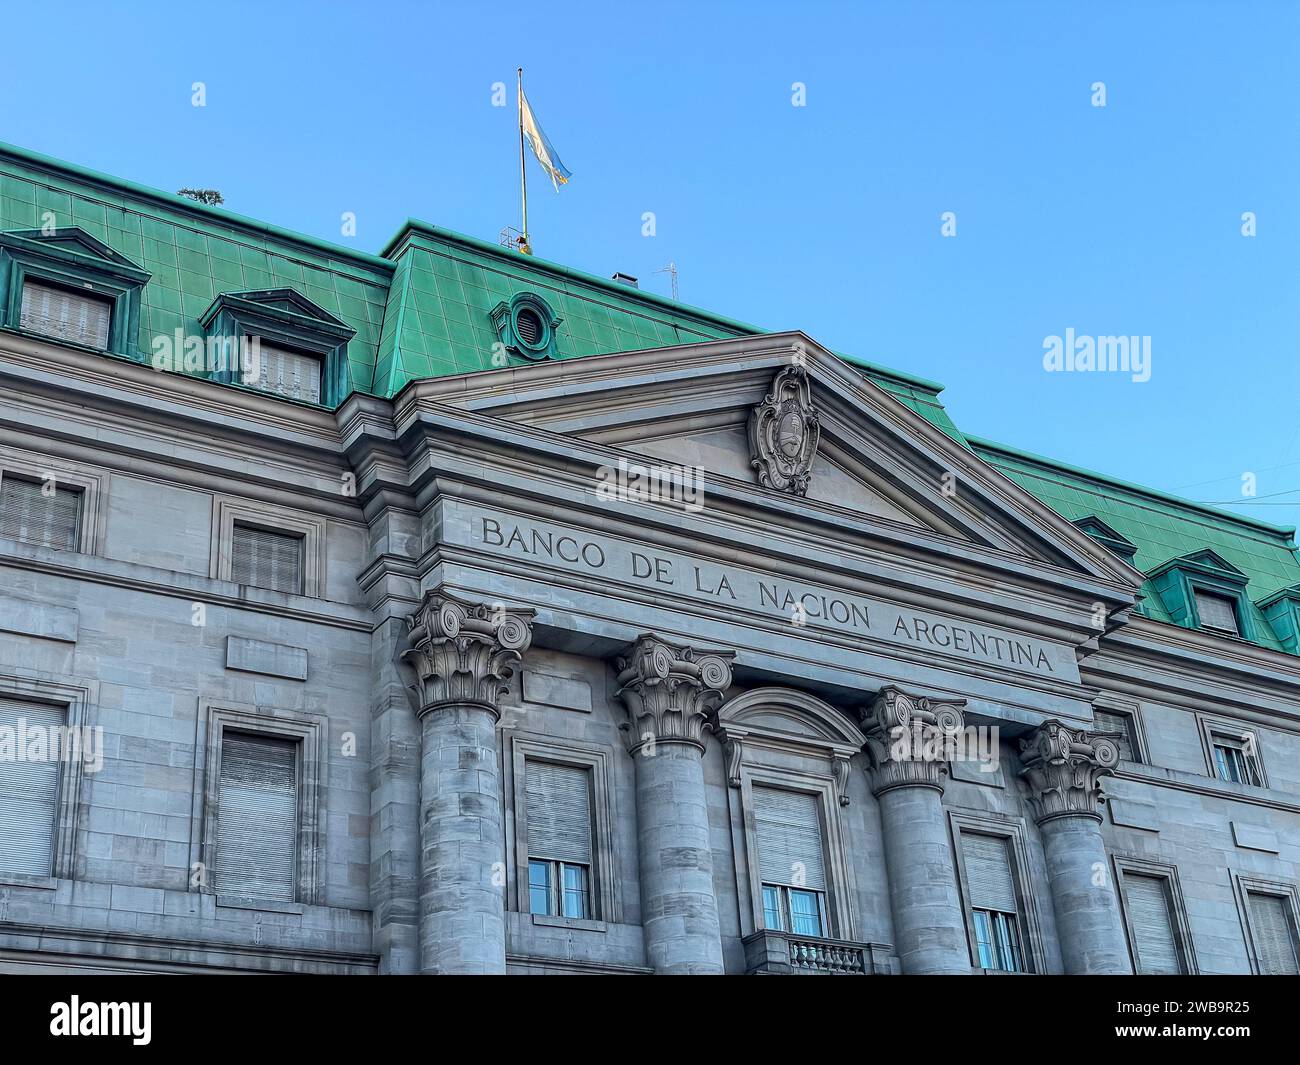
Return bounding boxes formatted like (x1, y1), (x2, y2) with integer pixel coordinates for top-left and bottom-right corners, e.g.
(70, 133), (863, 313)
(517, 67), (530, 254)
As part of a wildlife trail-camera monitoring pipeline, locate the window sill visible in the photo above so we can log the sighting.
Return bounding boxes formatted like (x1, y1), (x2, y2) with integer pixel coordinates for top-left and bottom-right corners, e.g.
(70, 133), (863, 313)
(530, 913), (606, 933)
(215, 894), (305, 915)
(1, 324), (114, 358)
(0, 872), (57, 891)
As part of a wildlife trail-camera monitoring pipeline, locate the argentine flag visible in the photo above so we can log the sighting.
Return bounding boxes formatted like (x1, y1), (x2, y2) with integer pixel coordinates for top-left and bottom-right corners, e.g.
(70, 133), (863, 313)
(520, 89), (572, 192)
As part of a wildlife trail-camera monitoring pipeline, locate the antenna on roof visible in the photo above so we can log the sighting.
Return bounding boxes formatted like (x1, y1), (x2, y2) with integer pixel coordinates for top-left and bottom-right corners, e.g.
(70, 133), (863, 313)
(499, 226), (529, 254)
(655, 261), (679, 301)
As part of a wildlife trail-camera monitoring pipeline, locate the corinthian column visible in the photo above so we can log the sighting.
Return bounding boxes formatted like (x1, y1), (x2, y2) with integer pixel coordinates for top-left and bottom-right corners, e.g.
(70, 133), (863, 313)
(403, 590), (533, 974)
(614, 634), (734, 974)
(859, 686), (972, 975)
(1020, 720), (1131, 974)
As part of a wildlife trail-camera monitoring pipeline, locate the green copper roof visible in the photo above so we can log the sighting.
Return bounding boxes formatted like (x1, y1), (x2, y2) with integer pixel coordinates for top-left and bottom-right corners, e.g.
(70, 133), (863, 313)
(973, 437), (1300, 649)
(3, 139), (1298, 653)
(0, 141), (956, 423)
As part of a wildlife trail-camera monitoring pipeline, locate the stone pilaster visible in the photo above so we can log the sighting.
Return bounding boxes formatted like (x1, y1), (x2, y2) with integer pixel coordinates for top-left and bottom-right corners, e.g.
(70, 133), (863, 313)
(403, 589), (534, 975)
(859, 686), (972, 975)
(613, 634), (733, 974)
(1019, 720), (1132, 974)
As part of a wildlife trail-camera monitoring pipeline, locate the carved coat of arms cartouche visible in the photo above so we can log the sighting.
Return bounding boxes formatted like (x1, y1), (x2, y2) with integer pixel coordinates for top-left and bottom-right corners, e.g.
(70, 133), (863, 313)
(748, 364), (820, 495)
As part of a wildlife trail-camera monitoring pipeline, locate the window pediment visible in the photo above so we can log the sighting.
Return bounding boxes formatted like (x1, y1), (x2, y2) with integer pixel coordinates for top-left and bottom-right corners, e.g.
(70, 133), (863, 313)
(0, 227), (148, 280)
(712, 687), (863, 805)
(1071, 515), (1138, 563)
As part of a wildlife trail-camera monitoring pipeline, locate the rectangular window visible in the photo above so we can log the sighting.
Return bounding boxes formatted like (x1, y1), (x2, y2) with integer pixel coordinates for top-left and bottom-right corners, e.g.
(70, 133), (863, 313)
(1093, 708), (1138, 762)
(0, 700), (64, 877)
(962, 833), (1024, 972)
(214, 732), (299, 901)
(1247, 892), (1300, 975)
(524, 761), (593, 919)
(20, 280), (112, 350)
(1212, 732), (1262, 787)
(1195, 589), (1240, 635)
(753, 786), (828, 937)
(1124, 873), (1184, 974)
(230, 522), (304, 594)
(251, 343), (322, 405)
(0, 475), (81, 551)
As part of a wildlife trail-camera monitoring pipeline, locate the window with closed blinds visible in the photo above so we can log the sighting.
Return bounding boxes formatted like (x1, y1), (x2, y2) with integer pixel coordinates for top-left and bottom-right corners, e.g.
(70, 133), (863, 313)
(753, 786), (826, 891)
(1248, 892), (1300, 975)
(1094, 709), (1136, 762)
(525, 762), (592, 865)
(252, 343), (322, 404)
(1124, 874), (1183, 974)
(0, 700), (64, 877)
(230, 523), (303, 594)
(962, 833), (1018, 914)
(0, 475), (81, 550)
(215, 733), (299, 901)
(1195, 590), (1239, 635)
(20, 281), (111, 350)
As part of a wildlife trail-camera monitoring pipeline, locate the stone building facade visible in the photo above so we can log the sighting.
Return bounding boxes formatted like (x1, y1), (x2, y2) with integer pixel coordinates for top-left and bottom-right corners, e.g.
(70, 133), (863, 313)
(0, 142), (1298, 974)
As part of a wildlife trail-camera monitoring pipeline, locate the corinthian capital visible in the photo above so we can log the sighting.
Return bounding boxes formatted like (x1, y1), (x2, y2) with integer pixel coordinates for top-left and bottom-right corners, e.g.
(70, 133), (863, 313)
(403, 590), (534, 719)
(613, 634), (734, 754)
(858, 686), (966, 796)
(1019, 719), (1119, 823)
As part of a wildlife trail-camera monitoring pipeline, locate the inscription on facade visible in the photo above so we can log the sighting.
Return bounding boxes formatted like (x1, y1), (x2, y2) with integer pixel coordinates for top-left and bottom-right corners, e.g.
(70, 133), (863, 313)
(469, 510), (1069, 676)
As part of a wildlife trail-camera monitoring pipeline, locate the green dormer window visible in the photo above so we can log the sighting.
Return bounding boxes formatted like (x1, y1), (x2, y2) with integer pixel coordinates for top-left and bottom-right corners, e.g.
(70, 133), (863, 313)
(1071, 516), (1138, 564)
(198, 289), (354, 407)
(1148, 549), (1255, 642)
(1259, 585), (1300, 654)
(0, 227), (149, 358)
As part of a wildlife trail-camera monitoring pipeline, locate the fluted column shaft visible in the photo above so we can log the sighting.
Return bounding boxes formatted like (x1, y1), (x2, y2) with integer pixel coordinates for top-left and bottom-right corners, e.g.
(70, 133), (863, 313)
(861, 686), (972, 975)
(614, 634), (734, 974)
(403, 591), (533, 975)
(1021, 720), (1132, 975)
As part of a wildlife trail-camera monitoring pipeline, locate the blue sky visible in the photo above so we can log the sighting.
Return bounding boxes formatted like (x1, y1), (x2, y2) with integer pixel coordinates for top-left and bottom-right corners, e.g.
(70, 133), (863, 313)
(4, 1), (1298, 527)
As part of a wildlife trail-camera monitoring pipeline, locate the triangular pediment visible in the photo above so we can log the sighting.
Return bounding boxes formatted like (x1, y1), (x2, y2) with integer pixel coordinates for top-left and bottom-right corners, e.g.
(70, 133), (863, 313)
(218, 288), (349, 328)
(0, 226), (147, 276)
(1150, 549), (1246, 584)
(1072, 515), (1139, 562)
(403, 331), (1145, 592)
(635, 425), (926, 527)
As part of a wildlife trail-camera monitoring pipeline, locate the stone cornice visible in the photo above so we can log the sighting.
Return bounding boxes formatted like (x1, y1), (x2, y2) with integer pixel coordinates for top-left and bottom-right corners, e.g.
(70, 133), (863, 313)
(613, 633), (734, 754)
(1019, 720), (1120, 823)
(385, 411), (1134, 646)
(403, 589), (534, 719)
(0, 331), (338, 443)
(0, 537), (373, 632)
(1081, 629), (1300, 731)
(857, 685), (967, 795)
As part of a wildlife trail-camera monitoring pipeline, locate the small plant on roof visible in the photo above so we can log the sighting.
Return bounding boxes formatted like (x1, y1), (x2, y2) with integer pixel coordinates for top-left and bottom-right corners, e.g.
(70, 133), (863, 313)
(177, 188), (225, 206)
